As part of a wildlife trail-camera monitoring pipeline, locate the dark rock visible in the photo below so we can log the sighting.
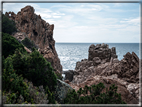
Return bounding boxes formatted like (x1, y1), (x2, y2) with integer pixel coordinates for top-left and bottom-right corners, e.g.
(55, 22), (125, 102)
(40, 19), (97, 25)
(88, 43), (117, 62)
(93, 57), (101, 66)
(63, 70), (74, 82)
(55, 79), (73, 104)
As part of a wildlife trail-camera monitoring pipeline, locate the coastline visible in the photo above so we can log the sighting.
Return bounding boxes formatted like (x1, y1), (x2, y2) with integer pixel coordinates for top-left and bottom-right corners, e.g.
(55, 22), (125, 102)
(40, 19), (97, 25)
(62, 43), (140, 104)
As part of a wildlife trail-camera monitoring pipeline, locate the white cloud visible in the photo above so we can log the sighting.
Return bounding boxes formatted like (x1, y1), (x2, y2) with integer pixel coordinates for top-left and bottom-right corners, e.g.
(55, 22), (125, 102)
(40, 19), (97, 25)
(2, 3), (140, 43)
(53, 16), (61, 18)
(120, 17), (140, 26)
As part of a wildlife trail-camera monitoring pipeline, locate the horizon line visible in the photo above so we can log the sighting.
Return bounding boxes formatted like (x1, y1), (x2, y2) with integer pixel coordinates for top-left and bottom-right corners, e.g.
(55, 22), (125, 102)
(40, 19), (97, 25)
(55, 42), (140, 43)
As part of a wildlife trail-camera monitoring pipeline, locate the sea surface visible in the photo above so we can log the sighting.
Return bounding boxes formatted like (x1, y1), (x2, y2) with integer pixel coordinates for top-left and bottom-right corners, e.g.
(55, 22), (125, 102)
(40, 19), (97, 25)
(55, 43), (139, 70)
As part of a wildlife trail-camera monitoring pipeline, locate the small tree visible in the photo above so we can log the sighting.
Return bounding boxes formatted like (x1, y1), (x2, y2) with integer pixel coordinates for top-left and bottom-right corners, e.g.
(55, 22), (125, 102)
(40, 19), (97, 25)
(2, 32), (26, 58)
(2, 14), (17, 34)
(64, 83), (126, 104)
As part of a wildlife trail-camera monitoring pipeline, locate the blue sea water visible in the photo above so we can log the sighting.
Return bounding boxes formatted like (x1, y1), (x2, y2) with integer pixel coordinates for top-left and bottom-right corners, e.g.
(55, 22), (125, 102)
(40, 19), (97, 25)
(55, 43), (139, 70)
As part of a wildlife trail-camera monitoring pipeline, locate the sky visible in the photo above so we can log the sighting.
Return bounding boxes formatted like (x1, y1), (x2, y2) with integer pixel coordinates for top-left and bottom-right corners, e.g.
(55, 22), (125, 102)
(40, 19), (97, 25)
(2, 1), (140, 43)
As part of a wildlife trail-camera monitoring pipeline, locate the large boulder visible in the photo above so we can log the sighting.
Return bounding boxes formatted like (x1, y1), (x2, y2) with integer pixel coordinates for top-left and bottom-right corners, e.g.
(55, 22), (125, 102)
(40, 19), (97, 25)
(55, 79), (73, 104)
(6, 6), (62, 74)
(63, 70), (75, 82)
(88, 43), (117, 62)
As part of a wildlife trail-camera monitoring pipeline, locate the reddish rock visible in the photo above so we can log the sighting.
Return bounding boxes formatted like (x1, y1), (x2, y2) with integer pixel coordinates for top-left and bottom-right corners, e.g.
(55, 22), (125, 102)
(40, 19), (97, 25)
(70, 43), (140, 104)
(6, 6), (62, 74)
(88, 43), (117, 62)
(69, 75), (139, 104)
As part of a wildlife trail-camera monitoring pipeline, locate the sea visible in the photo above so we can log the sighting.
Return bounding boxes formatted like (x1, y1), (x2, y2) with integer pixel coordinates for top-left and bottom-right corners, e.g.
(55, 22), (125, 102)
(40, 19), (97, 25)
(55, 43), (140, 71)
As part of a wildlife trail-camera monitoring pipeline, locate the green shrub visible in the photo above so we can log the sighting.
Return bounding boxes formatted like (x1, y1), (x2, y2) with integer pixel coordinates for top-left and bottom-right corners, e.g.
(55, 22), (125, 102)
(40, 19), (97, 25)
(2, 14), (17, 34)
(11, 49), (57, 92)
(9, 49), (57, 103)
(2, 56), (49, 104)
(64, 83), (126, 104)
(55, 72), (63, 80)
(2, 56), (30, 103)
(21, 37), (38, 50)
(2, 32), (26, 58)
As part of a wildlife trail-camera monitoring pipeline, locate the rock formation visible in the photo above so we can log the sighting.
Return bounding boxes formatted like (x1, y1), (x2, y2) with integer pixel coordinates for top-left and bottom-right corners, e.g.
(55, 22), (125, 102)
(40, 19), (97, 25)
(55, 79), (73, 104)
(5, 6), (62, 74)
(66, 43), (140, 104)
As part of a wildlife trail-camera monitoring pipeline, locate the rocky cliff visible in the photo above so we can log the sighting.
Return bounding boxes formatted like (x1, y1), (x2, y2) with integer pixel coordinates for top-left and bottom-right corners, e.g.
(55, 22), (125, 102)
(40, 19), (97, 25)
(64, 43), (140, 104)
(5, 6), (62, 74)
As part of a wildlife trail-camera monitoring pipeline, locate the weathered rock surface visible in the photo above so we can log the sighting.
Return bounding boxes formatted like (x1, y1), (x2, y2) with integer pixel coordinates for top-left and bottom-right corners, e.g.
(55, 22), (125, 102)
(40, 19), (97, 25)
(5, 6), (62, 74)
(88, 43), (117, 62)
(69, 75), (139, 104)
(63, 70), (79, 82)
(55, 79), (73, 104)
(69, 43), (140, 104)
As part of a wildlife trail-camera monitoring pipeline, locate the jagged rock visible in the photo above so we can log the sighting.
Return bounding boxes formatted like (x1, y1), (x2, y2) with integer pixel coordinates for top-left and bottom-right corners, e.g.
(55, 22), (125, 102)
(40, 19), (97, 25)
(88, 43), (117, 62)
(117, 52), (139, 83)
(93, 57), (101, 66)
(63, 70), (74, 82)
(6, 6), (62, 74)
(55, 79), (73, 104)
(71, 43), (140, 104)
(69, 75), (138, 104)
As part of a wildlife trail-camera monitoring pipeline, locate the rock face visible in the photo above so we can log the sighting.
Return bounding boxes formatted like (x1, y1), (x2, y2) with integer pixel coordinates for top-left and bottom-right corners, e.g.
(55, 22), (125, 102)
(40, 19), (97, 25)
(63, 70), (79, 82)
(5, 6), (62, 74)
(68, 43), (140, 104)
(55, 79), (73, 104)
(88, 43), (117, 62)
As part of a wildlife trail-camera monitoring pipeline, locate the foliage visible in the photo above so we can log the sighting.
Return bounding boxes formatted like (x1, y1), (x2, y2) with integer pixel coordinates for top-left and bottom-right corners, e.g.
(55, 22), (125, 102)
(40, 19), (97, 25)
(11, 49), (57, 92)
(2, 32), (26, 58)
(64, 82), (126, 104)
(21, 37), (38, 50)
(55, 72), (63, 80)
(2, 56), (30, 103)
(2, 56), (49, 104)
(2, 14), (17, 34)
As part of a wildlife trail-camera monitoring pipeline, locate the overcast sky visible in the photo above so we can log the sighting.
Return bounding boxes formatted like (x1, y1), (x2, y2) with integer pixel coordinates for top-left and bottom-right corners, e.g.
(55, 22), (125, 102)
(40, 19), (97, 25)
(2, 1), (140, 43)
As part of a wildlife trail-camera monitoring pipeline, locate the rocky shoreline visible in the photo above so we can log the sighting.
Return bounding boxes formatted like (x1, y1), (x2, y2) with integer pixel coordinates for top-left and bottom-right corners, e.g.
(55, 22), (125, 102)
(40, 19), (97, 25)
(4, 5), (141, 104)
(63, 43), (141, 104)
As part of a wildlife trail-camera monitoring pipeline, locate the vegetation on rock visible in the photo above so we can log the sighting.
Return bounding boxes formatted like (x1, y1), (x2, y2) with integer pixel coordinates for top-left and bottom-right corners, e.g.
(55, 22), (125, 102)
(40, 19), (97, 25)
(11, 49), (57, 92)
(2, 56), (48, 104)
(2, 32), (26, 58)
(21, 37), (38, 50)
(2, 14), (17, 34)
(64, 82), (126, 104)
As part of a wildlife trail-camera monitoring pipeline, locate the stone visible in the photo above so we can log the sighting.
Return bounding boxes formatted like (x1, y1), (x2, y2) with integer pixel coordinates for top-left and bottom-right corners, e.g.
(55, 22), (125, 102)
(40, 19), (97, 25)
(93, 57), (101, 66)
(6, 6), (62, 74)
(88, 43), (117, 62)
(69, 75), (138, 104)
(70, 44), (140, 104)
(63, 70), (74, 82)
(55, 79), (73, 104)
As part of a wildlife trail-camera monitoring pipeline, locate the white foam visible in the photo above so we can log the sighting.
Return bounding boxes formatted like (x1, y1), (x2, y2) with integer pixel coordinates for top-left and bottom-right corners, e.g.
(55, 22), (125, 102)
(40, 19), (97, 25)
(63, 69), (69, 71)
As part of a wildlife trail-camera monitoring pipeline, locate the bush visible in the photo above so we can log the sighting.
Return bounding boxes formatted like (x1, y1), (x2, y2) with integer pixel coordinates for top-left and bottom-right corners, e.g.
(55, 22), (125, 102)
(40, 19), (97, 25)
(64, 82), (126, 104)
(10, 49), (57, 103)
(2, 56), (30, 103)
(2, 32), (26, 58)
(2, 56), (49, 104)
(11, 49), (57, 92)
(2, 14), (17, 34)
(21, 37), (38, 50)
